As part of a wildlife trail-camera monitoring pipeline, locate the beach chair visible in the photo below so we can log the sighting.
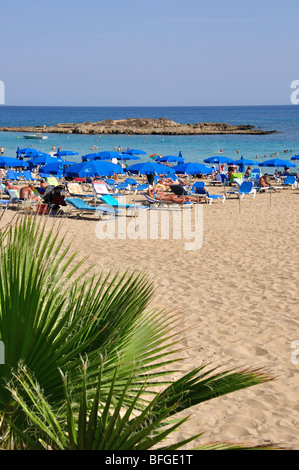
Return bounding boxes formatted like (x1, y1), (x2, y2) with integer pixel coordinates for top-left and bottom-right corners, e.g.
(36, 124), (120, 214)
(282, 175), (297, 189)
(66, 182), (94, 199)
(125, 178), (138, 186)
(169, 184), (189, 196)
(0, 198), (10, 211)
(190, 181), (205, 194)
(6, 170), (19, 182)
(7, 189), (21, 204)
(104, 179), (118, 187)
(93, 181), (110, 194)
(93, 181), (120, 195)
(193, 187), (225, 204)
(6, 189), (39, 211)
(22, 170), (41, 182)
(14, 171), (25, 180)
(92, 181), (121, 199)
(114, 182), (131, 193)
(226, 181), (256, 199)
(251, 169), (261, 179)
(99, 193), (149, 211)
(210, 173), (228, 186)
(46, 176), (60, 187)
(133, 184), (149, 194)
(65, 197), (121, 219)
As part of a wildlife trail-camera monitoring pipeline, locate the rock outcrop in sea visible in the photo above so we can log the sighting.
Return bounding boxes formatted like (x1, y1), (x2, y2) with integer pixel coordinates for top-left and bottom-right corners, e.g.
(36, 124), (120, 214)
(0, 118), (277, 135)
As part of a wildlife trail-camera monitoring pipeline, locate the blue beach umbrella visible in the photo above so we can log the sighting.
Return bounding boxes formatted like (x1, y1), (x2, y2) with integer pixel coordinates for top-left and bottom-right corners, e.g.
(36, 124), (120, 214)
(27, 155), (64, 167)
(291, 155), (299, 160)
(234, 157), (257, 165)
(81, 153), (108, 161)
(122, 149), (146, 156)
(17, 147), (35, 158)
(125, 162), (174, 175)
(204, 156), (234, 164)
(21, 149), (51, 158)
(116, 154), (140, 161)
(39, 161), (77, 176)
(64, 160), (124, 178)
(259, 158), (296, 168)
(54, 150), (79, 157)
(173, 162), (213, 175)
(18, 147), (38, 154)
(234, 157), (257, 172)
(82, 151), (122, 161)
(0, 156), (29, 168)
(155, 155), (185, 163)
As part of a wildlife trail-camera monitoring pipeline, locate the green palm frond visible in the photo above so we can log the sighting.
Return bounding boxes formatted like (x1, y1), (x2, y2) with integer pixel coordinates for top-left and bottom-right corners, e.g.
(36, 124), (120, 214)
(7, 359), (274, 450)
(0, 215), (183, 414)
(0, 214), (276, 450)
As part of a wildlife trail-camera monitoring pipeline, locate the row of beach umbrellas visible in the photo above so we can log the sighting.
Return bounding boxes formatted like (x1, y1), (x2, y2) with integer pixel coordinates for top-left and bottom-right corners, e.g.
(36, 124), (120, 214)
(0, 147), (297, 180)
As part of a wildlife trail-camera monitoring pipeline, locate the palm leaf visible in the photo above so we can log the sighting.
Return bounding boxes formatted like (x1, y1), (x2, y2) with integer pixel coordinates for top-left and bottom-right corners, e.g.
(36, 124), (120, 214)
(1, 214), (276, 449)
(0, 215), (185, 419)
(7, 359), (275, 450)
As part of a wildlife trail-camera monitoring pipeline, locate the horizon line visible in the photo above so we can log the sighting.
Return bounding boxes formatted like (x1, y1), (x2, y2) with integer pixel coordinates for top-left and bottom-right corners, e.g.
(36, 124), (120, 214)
(0, 104), (295, 108)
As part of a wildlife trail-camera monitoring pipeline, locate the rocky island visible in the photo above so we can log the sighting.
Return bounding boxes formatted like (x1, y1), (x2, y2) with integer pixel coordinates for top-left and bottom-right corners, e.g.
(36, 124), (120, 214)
(0, 118), (277, 135)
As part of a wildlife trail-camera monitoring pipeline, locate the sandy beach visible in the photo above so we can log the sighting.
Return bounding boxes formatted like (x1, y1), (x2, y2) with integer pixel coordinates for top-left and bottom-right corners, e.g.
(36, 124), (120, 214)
(1, 184), (298, 449)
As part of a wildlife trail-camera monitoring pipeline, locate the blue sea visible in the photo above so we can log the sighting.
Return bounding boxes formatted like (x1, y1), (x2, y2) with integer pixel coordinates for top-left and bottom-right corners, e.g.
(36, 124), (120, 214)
(0, 105), (298, 167)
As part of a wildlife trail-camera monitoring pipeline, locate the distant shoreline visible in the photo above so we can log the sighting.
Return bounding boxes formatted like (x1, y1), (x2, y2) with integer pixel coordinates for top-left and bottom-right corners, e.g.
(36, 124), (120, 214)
(0, 118), (277, 135)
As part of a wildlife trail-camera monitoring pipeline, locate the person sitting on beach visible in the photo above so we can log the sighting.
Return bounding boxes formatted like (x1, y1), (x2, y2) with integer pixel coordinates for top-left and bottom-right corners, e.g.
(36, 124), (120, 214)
(259, 174), (279, 192)
(227, 166), (234, 180)
(259, 174), (269, 190)
(19, 185), (41, 201)
(244, 166), (251, 178)
(36, 180), (49, 195)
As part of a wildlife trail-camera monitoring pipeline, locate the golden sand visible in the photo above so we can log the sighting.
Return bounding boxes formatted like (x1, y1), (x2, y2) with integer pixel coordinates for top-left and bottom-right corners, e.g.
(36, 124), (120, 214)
(1, 186), (298, 449)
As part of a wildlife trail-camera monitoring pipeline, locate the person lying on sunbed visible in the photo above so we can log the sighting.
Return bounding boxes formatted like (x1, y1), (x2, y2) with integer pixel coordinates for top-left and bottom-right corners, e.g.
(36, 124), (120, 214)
(5, 180), (20, 190)
(148, 186), (204, 203)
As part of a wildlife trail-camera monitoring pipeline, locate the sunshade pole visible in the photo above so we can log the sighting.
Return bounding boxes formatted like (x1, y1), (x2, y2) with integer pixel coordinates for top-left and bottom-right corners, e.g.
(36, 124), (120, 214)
(239, 191), (241, 213)
(269, 186), (272, 207)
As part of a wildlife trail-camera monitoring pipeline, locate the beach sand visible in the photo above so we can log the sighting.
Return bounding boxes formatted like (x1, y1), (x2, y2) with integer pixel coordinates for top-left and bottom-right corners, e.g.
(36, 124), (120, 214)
(1, 185), (298, 449)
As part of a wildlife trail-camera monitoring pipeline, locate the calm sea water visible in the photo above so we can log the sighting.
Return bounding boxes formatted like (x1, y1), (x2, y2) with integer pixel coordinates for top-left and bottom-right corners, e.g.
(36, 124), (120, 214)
(0, 105), (298, 167)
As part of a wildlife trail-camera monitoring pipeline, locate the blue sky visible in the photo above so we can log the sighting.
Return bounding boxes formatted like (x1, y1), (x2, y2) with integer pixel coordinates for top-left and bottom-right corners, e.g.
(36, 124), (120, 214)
(0, 0), (298, 106)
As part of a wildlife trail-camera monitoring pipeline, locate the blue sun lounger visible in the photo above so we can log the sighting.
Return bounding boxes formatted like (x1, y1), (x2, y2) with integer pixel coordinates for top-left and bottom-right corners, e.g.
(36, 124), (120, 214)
(99, 194), (149, 210)
(193, 187), (226, 204)
(0, 199), (10, 210)
(65, 197), (121, 219)
(225, 181), (256, 199)
(282, 175), (297, 189)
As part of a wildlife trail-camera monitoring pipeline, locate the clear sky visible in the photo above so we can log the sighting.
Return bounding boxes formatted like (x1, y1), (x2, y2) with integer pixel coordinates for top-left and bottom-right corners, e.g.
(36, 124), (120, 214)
(0, 0), (298, 106)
